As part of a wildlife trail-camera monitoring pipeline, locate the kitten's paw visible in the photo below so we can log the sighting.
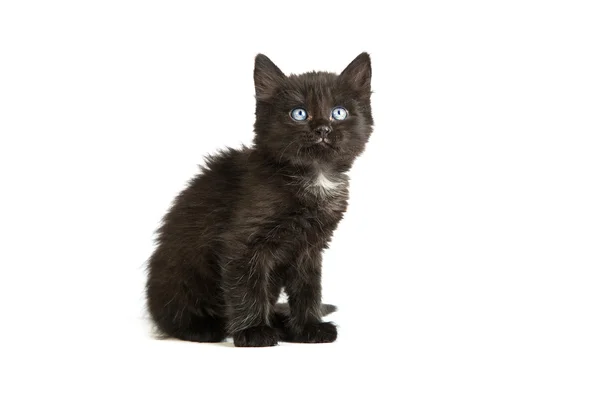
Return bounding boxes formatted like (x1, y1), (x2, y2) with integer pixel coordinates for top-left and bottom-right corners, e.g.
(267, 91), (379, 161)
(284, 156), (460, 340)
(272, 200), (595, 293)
(288, 322), (338, 344)
(233, 326), (279, 347)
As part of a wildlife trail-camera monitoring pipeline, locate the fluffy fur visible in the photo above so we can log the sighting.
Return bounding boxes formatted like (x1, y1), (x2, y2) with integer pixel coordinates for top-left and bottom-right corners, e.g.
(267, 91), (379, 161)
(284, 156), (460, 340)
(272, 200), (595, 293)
(146, 53), (373, 347)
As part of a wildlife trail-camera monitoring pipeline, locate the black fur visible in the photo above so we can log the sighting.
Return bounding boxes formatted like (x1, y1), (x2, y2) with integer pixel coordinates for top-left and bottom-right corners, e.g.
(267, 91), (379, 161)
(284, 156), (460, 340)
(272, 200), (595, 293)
(146, 53), (373, 347)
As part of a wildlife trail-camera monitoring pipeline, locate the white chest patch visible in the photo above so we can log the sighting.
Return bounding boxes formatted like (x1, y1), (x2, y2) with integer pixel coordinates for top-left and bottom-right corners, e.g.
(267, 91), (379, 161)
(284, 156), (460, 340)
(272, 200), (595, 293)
(314, 172), (340, 191)
(307, 172), (343, 197)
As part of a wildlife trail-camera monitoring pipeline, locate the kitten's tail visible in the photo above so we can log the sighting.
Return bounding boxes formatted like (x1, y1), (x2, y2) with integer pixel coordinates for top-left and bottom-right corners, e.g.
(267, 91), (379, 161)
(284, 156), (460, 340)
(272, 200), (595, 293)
(272, 303), (337, 341)
(273, 303), (337, 318)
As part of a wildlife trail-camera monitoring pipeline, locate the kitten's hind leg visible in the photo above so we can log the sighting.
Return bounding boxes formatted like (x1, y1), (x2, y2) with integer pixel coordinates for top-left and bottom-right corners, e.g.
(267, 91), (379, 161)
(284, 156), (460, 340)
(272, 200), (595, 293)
(223, 249), (280, 347)
(154, 309), (227, 343)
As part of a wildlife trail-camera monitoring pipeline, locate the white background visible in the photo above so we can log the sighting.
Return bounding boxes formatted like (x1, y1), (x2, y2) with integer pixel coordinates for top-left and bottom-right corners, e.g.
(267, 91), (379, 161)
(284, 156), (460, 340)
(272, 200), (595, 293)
(1, 1), (599, 398)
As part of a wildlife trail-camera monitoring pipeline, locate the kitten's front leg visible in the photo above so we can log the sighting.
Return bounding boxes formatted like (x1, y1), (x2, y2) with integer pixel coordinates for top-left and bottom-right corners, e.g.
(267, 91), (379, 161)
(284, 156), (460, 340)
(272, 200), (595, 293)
(224, 248), (279, 347)
(284, 250), (337, 343)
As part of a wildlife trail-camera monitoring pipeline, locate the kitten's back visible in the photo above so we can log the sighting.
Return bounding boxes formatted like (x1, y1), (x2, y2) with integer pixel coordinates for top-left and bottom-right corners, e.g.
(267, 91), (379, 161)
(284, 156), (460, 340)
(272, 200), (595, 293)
(146, 147), (249, 341)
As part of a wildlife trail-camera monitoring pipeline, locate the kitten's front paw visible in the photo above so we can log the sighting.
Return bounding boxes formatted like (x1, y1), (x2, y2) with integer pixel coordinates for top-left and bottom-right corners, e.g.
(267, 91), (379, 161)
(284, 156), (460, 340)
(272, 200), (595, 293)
(288, 322), (338, 344)
(233, 326), (279, 347)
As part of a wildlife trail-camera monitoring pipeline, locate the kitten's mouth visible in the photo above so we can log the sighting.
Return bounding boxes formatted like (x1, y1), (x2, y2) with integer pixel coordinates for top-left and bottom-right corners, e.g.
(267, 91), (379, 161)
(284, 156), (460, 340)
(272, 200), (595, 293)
(315, 138), (334, 148)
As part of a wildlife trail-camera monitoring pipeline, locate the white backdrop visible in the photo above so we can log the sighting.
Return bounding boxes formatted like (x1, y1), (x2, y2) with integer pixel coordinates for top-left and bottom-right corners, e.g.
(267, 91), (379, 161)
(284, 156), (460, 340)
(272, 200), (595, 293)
(1, 1), (599, 399)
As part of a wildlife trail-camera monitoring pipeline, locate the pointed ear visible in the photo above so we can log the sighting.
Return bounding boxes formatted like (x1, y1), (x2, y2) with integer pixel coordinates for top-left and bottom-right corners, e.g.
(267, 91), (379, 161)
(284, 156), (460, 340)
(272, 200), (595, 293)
(339, 52), (371, 96)
(254, 54), (286, 101)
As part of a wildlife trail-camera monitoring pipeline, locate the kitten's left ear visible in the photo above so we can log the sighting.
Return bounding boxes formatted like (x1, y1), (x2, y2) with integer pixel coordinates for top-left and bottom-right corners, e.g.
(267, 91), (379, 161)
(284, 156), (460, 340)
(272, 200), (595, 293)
(339, 52), (372, 96)
(254, 54), (286, 101)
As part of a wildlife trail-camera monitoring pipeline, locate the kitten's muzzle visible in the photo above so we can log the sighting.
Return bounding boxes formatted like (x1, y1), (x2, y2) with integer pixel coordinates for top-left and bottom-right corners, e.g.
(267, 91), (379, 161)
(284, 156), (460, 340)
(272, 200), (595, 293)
(314, 125), (332, 139)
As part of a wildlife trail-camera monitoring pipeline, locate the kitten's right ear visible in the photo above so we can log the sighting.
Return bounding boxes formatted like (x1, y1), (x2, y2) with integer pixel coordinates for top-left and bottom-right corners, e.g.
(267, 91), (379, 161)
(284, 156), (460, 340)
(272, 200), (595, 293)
(340, 52), (372, 97)
(254, 54), (286, 101)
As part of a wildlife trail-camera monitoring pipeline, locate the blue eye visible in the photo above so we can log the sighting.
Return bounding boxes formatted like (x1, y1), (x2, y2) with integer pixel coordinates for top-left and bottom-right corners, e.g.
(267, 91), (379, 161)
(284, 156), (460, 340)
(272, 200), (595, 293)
(290, 108), (308, 121)
(331, 107), (348, 120)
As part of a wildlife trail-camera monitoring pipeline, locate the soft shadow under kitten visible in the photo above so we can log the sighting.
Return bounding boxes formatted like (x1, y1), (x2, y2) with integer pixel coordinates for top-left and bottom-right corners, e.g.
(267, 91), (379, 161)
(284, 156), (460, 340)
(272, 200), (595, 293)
(146, 53), (373, 347)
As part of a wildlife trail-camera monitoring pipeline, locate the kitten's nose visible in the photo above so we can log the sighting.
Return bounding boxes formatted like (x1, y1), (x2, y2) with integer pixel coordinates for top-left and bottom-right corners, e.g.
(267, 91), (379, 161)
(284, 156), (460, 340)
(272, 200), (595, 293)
(315, 125), (332, 138)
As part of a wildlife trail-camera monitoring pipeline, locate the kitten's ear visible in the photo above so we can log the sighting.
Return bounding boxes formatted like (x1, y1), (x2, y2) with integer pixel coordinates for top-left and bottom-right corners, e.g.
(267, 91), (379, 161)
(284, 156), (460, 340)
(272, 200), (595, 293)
(339, 52), (371, 96)
(254, 54), (286, 101)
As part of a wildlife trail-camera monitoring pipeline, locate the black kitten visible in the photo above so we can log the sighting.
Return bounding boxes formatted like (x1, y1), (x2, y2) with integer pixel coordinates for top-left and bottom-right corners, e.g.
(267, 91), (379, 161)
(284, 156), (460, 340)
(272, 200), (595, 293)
(146, 53), (373, 347)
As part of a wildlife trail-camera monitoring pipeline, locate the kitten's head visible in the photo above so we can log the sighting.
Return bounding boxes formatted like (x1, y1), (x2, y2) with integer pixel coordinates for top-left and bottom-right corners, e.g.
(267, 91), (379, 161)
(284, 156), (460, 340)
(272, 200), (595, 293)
(253, 53), (373, 170)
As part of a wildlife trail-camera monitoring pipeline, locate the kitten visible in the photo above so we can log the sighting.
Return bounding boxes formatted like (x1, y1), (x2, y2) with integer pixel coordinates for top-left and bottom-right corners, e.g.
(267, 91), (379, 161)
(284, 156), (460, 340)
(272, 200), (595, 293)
(146, 53), (373, 347)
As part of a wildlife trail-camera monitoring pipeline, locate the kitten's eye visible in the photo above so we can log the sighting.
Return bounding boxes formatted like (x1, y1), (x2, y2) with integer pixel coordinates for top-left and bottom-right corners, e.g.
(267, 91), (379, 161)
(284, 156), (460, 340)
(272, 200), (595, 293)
(290, 108), (308, 121)
(331, 107), (348, 121)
